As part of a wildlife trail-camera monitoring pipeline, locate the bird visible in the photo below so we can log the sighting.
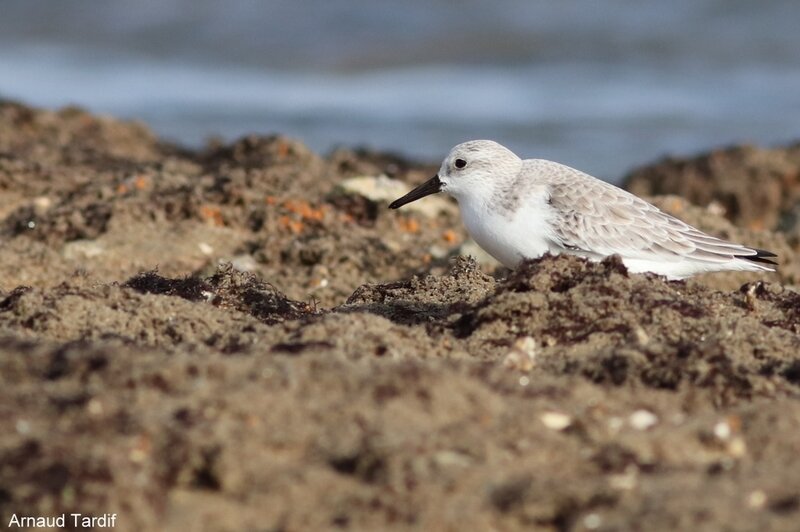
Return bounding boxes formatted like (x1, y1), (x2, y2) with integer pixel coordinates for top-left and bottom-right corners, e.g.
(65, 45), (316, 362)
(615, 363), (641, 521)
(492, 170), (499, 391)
(388, 140), (777, 279)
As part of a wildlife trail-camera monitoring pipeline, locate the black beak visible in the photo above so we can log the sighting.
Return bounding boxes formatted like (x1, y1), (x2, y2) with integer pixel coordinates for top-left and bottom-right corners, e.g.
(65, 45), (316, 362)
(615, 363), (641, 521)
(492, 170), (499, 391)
(389, 175), (442, 209)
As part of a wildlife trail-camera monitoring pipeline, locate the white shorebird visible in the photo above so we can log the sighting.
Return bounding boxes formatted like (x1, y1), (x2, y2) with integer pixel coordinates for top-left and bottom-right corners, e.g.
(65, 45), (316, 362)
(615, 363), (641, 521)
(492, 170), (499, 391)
(389, 140), (776, 279)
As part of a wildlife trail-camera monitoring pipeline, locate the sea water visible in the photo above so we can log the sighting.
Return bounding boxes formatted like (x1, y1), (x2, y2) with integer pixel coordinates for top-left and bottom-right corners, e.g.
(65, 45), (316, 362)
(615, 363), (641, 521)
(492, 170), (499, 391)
(0, 0), (798, 181)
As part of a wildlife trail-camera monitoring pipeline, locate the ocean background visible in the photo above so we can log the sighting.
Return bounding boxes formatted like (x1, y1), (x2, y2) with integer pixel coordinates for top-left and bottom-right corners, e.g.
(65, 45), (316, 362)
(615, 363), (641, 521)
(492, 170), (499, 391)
(1, 0), (799, 181)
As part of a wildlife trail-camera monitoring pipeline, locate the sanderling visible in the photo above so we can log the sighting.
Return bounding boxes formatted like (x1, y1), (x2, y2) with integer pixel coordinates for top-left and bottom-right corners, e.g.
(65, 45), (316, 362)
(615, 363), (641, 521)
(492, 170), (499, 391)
(389, 140), (777, 279)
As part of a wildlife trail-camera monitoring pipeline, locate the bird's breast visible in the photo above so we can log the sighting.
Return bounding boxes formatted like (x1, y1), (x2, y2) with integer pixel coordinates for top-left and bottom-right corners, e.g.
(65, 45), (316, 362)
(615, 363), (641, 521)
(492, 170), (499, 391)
(457, 194), (553, 268)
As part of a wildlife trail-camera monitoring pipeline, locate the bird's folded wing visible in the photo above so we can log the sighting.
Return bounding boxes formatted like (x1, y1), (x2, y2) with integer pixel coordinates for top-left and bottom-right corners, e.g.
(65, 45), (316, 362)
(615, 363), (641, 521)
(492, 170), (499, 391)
(546, 178), (761, 263)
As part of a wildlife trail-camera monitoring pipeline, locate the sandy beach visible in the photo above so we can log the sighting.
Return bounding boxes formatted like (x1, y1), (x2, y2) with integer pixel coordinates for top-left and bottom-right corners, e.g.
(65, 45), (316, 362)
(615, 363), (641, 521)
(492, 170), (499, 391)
(1, 100), (800, 530)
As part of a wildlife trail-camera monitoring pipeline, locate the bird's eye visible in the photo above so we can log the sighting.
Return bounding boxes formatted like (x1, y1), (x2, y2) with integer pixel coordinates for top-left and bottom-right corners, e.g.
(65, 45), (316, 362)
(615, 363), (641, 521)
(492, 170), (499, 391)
(454, 158), (467, 169)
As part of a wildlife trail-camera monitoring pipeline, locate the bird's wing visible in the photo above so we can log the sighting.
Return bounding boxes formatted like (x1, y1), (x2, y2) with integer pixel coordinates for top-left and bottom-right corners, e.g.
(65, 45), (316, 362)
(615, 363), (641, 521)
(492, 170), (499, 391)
(545, 172), (768, 264)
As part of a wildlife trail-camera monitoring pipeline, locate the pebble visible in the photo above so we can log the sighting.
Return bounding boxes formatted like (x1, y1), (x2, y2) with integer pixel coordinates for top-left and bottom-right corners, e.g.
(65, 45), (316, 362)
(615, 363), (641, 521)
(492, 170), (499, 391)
(632, 326), (650, 346)
(746, 490), (767, 509)
(33, 196), (52, 214)
(629, 409), (658, 430)
(428, 244), (449, 259)
(609, 467), (639, 491)
(540, 411), (572, 431)
(713, 420), (732, 440)
(62, 239), (105, 259)
(338, 175), (454, 217)
(706, 201), (727, 217)
(433, 450), (472, 468)
(87, 398), (104, 416)
(727, 437), (747, 458)
(503, 336), (537, 372)
(712, 417), (746, 456)
(583, 513), (602, 529)
(229, 254), (259, 272)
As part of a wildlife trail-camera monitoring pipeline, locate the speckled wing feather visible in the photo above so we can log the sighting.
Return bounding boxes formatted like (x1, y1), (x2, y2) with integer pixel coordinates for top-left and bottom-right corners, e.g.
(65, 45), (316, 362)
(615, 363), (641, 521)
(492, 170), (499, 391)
(543, 164), (766, 264)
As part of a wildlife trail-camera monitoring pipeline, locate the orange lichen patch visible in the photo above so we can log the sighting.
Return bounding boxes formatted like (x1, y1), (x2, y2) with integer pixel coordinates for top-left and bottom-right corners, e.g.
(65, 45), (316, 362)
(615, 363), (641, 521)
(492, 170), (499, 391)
(340, 212), (355, 224)
(418, 216), (442, 232)
(129, 433), (152, 463)
(422, 253), (432, 264)
(279, 215), (305, 234)
(725, 415), (742, 433)
(117, 175), (151, 195)
(275, 140), (291, 159)
(199, 205), (225, 226)
(442, 229), (458, 244)
(748, 219), (765, 231)
(134, 175), (150, 190)
(398, 217), (420, 234)
(666, 198), (684, 213)
(265, 195), (278, 205)
(283, 199), (326, 222)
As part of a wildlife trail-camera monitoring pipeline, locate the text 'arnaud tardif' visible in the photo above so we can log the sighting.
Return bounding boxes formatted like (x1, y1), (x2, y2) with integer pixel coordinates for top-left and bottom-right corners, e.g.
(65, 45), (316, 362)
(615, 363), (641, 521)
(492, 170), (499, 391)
(8, 513), (117, 528)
